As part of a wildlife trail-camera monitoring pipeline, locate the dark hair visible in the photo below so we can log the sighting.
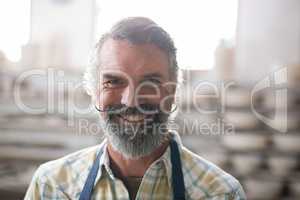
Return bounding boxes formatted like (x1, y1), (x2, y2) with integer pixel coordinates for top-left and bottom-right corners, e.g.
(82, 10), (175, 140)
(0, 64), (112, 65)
(96, 17), (178, 79)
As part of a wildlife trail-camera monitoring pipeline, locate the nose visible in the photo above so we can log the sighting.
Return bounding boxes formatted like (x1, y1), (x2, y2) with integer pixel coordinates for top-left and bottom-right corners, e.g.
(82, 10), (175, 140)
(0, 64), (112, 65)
(120, 85), (140, 107)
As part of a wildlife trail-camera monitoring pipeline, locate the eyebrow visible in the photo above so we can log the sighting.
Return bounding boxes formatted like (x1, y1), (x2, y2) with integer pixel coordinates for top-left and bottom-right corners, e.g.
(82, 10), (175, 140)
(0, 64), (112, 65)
(143, 72), (163, 79)
(102, 72), (163, 79)
(101, 74), (123, 80)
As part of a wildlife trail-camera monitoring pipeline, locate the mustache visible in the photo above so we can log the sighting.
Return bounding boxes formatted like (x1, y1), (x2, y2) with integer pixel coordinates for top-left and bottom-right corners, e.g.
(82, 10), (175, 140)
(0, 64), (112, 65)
(96, 104), (160, 115)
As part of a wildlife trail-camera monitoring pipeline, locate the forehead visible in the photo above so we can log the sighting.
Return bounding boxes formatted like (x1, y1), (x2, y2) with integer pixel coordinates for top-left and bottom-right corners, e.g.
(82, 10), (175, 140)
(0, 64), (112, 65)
(98, 38), (170, 80)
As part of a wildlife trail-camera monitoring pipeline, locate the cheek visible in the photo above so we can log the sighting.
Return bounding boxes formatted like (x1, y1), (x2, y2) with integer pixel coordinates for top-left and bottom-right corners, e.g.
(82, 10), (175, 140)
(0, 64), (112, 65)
(159, 90), (175, 113)
(96, 90), (122, 109)
(138, 86), (171, 104)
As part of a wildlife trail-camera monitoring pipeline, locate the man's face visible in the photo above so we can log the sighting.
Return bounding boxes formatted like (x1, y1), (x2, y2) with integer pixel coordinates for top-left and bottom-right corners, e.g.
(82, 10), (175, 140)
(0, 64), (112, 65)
(96, 38), (176, 159)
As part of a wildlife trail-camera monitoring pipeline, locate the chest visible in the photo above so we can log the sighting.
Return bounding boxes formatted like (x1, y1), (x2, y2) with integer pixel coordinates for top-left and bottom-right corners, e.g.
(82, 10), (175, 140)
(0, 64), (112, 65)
(90, 172), (172, 200)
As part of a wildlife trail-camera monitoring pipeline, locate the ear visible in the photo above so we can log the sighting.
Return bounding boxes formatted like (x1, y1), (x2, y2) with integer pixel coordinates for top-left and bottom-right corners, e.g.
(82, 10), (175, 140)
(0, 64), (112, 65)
(91, 86), (101, 112)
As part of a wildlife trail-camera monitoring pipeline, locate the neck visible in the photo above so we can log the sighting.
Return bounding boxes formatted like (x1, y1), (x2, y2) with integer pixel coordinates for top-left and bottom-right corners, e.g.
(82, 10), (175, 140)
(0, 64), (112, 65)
(107, 140), (169, 178)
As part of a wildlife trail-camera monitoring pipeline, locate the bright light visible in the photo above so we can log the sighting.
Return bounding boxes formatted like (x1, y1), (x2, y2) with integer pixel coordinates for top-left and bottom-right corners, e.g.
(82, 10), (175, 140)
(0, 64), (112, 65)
(96, 0), (237, 70)
(0, 1), (30, 62)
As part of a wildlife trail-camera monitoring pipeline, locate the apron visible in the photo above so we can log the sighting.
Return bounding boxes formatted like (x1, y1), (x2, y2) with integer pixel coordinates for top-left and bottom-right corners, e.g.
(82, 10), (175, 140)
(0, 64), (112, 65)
(79, 138), (186, 200)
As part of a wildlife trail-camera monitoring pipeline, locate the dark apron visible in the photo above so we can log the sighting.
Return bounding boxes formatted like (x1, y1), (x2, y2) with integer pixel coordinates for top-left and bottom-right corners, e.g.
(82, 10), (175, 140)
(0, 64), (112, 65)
(79, 138), (186, 200)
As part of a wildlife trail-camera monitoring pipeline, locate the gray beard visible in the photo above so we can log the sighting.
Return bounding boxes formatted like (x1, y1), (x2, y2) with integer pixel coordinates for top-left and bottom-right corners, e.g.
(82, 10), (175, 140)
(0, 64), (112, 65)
(99, 115), (170, 159)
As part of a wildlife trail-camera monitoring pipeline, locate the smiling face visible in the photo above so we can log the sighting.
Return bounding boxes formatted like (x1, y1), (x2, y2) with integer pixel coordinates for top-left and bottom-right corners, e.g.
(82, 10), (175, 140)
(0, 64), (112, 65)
(96, 38), (176, 159)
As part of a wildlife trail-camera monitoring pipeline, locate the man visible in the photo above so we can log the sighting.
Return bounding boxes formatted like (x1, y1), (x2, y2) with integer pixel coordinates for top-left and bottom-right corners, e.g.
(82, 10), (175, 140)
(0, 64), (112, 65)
(25, 17), (246, 200)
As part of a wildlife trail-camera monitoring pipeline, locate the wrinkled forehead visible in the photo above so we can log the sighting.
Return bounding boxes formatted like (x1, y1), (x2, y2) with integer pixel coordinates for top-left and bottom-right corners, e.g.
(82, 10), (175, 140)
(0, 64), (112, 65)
(98, 38), (171, 81)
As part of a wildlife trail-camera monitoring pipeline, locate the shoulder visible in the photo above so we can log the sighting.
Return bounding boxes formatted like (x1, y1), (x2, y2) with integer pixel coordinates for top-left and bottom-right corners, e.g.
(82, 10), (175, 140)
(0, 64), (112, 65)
(34, 144), (100, 187)
(180, 146), (245, 199)
(25, 145), (102, 199)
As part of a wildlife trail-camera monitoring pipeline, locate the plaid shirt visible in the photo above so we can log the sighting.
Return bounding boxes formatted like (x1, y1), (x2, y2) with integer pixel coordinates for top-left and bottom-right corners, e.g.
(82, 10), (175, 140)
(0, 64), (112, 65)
(24, 132), (246, 200)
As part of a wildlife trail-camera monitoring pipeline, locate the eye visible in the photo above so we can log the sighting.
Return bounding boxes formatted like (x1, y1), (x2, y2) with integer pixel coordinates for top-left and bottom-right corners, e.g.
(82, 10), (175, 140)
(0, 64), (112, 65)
(144, 78), (162, 85)
(103, 79), (125, 89)
(138, 78), (162, 93)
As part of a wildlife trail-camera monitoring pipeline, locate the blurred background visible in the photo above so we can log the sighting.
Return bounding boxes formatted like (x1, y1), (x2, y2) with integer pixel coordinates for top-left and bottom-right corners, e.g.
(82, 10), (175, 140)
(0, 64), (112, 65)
(0, 0), (300, 199)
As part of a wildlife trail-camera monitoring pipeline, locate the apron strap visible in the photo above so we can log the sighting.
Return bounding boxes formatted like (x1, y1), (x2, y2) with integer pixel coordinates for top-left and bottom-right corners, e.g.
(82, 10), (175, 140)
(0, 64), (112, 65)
(79, 148), (103, 200)
(170, 139), (186, 200)
(79, 138), (185, 200)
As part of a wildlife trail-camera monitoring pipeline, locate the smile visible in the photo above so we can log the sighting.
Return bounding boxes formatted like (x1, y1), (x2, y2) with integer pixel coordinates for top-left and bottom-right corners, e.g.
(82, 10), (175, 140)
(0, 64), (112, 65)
(118, 114), (147, 123)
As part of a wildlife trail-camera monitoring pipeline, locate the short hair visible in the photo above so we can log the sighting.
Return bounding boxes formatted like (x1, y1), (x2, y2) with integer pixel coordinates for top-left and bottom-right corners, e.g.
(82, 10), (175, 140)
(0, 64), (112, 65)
(84, 17), (179, 98)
